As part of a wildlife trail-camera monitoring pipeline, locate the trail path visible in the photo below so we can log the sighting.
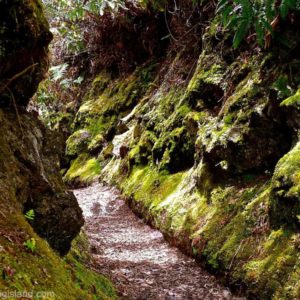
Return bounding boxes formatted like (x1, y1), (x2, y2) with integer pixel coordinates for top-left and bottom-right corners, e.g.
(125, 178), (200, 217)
(74, 183), (244, 300)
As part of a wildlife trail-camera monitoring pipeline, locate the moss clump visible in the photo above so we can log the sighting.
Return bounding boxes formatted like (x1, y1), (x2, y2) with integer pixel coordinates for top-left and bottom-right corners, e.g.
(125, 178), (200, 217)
(64, 153), (101, 186)
(185, 55), (225, 110)
(280, 88), (300, 108)
(87, 72), (111, 99)
(88, 133), (105, 153)
(129, 130), (157, 166)
(196, 54), (293, 176)
(270, 142), (300, 229)
(272, 75), (293, 100)
(121, 166), (185, 217)
(66, 129), (91, 156)
(152, 126), (195, 173)
(65, 233), (118, 300)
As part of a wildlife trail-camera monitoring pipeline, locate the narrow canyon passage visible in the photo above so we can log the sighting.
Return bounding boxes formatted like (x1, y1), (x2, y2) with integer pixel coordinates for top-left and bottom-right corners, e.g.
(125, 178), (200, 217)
(74, 184), (244, 300)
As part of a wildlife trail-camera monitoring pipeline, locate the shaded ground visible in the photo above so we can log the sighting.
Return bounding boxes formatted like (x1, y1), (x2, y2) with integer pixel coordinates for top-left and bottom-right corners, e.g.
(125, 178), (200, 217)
(74, 183), (244, 300)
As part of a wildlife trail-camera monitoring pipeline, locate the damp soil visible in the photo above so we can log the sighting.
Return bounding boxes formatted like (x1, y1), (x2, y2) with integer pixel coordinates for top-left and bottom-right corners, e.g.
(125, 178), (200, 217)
(74, 183), (246, 300)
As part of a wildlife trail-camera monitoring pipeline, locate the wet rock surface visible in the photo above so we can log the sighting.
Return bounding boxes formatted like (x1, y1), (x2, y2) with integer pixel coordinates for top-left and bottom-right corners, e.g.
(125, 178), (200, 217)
(74, 183), (244, 300)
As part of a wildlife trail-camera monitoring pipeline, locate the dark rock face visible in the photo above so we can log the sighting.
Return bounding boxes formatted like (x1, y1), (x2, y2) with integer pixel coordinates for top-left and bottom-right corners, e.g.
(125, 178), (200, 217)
(0, 0), (83, 255)
(0, 0), (52, 106)
(0, 109), (84, 255)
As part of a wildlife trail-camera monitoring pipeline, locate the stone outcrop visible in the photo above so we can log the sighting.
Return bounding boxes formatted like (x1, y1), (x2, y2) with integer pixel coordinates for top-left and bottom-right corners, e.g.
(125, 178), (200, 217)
(0, 0), (83, 255)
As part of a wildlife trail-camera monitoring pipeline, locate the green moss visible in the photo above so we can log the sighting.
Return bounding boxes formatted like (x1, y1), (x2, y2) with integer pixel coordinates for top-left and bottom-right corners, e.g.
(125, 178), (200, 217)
(64, 153), (101, 185)
(100, 143), (114, 161)
(128, 130), (157, 165)
(152, 126), (195, 173)
(66, 129), (91, 156)
(188, 63), (224, 92)
(64, 18), (300, 299)
(121, 166), (185, 211)
(281, 88), (300, 108)
(0, 211), (117, 300)
(104, 153), (300, 298)
(223, 113), (235, 125)
(270, 142), (300, 228)
(87, 72), (111, 98)
(243, 229), (298, 298)
(65, 233), (118, 300)
(88, 134), (105, 153)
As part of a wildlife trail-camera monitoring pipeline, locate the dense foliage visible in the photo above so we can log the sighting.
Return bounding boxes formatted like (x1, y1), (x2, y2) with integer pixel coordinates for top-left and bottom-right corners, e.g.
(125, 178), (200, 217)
(217, 0), (300, 48)
(42, 0), (300, 53)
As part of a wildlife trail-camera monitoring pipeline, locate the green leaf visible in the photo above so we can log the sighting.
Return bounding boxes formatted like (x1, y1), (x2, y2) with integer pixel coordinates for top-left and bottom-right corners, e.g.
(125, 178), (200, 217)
(233, 19), (249, 49)
(280, 0), (291, 18)
(24, 238), (37, 253)
(24, 209), (35, 221)
(255, 20), (265, 47)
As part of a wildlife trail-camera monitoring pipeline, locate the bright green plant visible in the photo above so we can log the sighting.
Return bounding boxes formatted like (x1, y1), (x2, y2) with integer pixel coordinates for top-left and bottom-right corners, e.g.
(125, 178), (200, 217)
(24, 238), (37, 253)
(217, 0), (300, 48)
(24, 209), (35, 221)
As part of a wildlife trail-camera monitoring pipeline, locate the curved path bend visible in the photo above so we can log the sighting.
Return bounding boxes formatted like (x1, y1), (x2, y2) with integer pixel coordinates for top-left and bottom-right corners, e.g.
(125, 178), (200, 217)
(74, 183), (245, 300)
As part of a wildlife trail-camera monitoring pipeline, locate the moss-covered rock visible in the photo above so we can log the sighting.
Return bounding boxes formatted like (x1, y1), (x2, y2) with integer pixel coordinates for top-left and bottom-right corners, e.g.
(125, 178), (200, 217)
(0, 0), (52, 106)
(0, 0), (118, 296)
(270, 142), (300, 229)
(129, 130), (157, 166)
(0, 109), (83, 255)
(61, 8), (300, 299)
(197, 55), (293, 176)
(185, 55), (225, 110)
(0, 215), (117, 299)
(64, 153), (101, 187)
(66, 129), (91, 157)
(153, 127), (195, 173)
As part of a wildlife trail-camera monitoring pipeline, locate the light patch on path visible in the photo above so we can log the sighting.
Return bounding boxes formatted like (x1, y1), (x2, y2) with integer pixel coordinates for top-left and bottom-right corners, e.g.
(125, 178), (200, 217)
(74, 183), (245, 300)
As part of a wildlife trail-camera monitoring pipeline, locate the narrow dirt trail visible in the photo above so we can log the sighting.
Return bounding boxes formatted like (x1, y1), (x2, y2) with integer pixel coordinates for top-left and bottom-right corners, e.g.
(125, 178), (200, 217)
(74, 184), (244, 300)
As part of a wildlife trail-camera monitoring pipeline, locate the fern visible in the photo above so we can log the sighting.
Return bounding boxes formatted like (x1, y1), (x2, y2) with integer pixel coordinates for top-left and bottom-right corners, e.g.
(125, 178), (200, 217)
(217, 0), (300, 48)
(24, 209), (35, 221)
(280, 0), (295, 18)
